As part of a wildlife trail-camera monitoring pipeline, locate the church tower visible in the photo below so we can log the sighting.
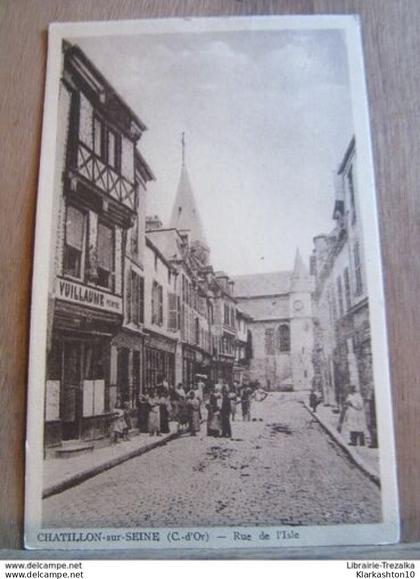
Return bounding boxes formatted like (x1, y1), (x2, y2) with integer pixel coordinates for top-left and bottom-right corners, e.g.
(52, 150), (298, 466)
(289, 249), (315, 390)
(169, 134), (210, 266)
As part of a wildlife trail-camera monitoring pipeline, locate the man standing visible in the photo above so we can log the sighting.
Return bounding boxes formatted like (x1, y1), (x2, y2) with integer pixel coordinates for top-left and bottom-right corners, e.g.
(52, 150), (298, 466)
(221, 386), (232, 438)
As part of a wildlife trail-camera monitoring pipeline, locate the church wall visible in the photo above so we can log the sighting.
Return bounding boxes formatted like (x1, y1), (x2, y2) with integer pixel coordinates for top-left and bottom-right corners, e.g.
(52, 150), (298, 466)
(248, 320), (292, 390)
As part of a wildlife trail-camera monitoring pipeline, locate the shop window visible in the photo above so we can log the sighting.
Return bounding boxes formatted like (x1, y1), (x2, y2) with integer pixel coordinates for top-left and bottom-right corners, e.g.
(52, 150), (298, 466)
(277, 324), (290, 353)
(97, 222), (114, 290)
(63, 205), (86, 279)
(132, 350), (141, 405)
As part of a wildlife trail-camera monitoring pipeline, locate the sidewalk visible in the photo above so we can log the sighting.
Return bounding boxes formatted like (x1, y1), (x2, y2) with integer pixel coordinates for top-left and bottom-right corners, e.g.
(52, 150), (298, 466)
(303, 401), (380, 487)
(43, 422), (179, 499)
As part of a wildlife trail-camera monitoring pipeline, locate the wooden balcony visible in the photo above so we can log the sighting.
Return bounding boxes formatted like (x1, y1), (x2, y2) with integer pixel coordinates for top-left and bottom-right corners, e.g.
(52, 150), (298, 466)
(70, 141), (137, 219)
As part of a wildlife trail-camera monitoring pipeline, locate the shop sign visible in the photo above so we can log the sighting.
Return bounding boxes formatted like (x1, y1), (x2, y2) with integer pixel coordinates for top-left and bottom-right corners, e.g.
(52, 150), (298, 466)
(55, 277), (122, 314)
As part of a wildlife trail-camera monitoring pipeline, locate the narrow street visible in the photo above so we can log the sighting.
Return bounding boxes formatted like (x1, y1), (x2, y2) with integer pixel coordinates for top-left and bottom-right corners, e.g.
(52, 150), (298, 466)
(43, 393), (381, 528)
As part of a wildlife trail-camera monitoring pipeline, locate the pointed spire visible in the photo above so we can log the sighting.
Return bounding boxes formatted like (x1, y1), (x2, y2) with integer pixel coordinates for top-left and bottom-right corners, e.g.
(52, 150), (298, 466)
(169, 134), (209, 252)
(181, 131), (186, 167)
(290, 248), (313, 293)
(292, 248), (307, 278)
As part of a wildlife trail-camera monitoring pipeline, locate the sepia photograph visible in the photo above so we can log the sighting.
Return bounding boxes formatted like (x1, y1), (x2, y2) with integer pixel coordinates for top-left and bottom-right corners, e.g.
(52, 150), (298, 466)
(25, 16), (399, 550)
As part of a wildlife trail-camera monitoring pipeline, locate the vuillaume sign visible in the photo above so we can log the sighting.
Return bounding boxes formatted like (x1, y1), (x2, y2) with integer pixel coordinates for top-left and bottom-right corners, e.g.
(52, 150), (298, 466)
(55, 277), (123, 314)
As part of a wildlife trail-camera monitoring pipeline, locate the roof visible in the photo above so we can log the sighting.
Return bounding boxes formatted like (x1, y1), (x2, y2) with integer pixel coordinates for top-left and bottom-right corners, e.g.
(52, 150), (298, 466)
(232, 271), (292, 298)
(236, 295), (290, 322)
(63, 42), (147, 137)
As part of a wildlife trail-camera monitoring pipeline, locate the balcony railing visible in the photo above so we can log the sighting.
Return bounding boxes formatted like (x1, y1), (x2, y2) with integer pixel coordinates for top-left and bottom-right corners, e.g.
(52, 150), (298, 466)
(75, 141), (137, 212)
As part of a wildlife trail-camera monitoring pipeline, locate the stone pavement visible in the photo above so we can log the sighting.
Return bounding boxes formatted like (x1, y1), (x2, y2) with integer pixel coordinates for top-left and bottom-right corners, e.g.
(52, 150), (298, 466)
(43, 422), (178, 498)
(303, 400), (380, 485)
(43, 393), (381, 528)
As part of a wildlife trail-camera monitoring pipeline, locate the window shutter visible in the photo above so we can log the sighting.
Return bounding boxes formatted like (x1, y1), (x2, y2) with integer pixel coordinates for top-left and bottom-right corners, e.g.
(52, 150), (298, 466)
(168, 292), (177, 331)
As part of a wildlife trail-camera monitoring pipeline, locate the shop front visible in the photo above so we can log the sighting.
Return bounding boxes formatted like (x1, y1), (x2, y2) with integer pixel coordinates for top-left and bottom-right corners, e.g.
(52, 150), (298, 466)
(144, 332), (176, 390)
(44, 282), (123, 447)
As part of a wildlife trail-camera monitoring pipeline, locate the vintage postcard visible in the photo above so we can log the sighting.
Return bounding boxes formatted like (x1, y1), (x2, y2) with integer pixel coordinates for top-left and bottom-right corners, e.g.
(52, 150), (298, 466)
(25, 16), (399, 550)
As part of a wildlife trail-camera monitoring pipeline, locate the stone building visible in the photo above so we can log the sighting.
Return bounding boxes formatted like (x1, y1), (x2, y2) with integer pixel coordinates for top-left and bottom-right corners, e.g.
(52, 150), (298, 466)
(311, 137), (375, 442)
(233, 250), (314, 391)
(44, 43), (153, 447)
(146, 140), (216, 386)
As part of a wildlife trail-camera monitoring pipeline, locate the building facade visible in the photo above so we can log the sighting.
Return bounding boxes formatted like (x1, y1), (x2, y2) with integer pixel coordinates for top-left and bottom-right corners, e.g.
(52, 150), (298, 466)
(311, 137), (375, 442)
(44, 43), (153, 447)
(233, 251), (315, 391)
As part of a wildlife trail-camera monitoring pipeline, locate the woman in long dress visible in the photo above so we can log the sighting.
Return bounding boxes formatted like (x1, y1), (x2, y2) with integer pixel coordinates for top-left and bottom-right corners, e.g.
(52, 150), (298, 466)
(159, 388), (170, 434)
(343, 385), (366, 446)
(207, 386), (222, 437)
(187, 391), (201, 436)
(338, 385), (366, 446)
(147, 389), (161, 436)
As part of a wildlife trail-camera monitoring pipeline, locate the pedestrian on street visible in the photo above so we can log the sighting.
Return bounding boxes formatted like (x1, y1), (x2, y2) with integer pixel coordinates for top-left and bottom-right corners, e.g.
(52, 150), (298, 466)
(338, 385), (366, 446)
(221, 386), (232, 438)
(206, 385), (222, 437)
(122, 401), (131, 440)
(187, 390), (201, 436)
(253, 384), (267, 422)
(309, 390), (321, 413)
(137, 391), (150, 433)
(159, 387), (170, 434)
(147, 389), (161, 437)
(241, 387), (251, 422)
(111, 403), (126, 444)
(229, 385), (237, 421)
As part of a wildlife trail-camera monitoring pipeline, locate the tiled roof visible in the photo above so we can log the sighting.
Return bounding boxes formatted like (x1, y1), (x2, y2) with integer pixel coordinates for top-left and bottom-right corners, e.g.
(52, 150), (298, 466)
(236, 295), (289, 321)
(232, 271), (292, 298)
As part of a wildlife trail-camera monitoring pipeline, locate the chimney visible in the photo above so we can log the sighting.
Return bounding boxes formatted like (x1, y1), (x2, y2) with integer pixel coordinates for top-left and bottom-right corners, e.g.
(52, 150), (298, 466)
(146, 215), (163, 231)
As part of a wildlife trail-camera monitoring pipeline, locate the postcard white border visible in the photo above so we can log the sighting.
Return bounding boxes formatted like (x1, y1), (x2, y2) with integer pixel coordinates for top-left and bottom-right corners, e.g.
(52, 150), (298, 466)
(25, 15), (400, 551)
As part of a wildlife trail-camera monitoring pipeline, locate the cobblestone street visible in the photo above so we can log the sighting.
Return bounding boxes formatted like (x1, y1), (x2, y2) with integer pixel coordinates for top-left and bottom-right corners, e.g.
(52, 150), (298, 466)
(43, 393), (381, 528)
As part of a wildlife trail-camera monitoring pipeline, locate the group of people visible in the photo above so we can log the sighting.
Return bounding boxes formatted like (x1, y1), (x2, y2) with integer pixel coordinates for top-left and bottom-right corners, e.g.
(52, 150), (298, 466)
(111, 379), (268, 442)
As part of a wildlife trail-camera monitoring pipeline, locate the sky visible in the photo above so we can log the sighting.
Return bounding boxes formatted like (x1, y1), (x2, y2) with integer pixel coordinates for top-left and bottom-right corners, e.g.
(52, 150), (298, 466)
(74, 27), (354, 275)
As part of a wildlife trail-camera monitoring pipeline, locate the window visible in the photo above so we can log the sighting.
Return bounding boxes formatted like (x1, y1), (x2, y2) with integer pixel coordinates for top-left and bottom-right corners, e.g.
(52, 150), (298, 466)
(354, 241), (363, 295)
(63, 205), (86, 279)
(348, 166), (356, 224)
(168, 292), (178, 331)
(337, 275), (344, 317)
(93, 114), (121, 171)
(344, 267), (351, 311)
(195, 317), (200, 345)
(224, 303), (230, 326)
(265, 328), (275, 355)
(130, 216), (139, 256)
(152, 281), (163, 326)
(128, 270), (144, 326)
(277, 324), (290, 352)
(177, 296), (181, 330)
(93, 117), (103, 158)
(97, 222), (114, 289)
